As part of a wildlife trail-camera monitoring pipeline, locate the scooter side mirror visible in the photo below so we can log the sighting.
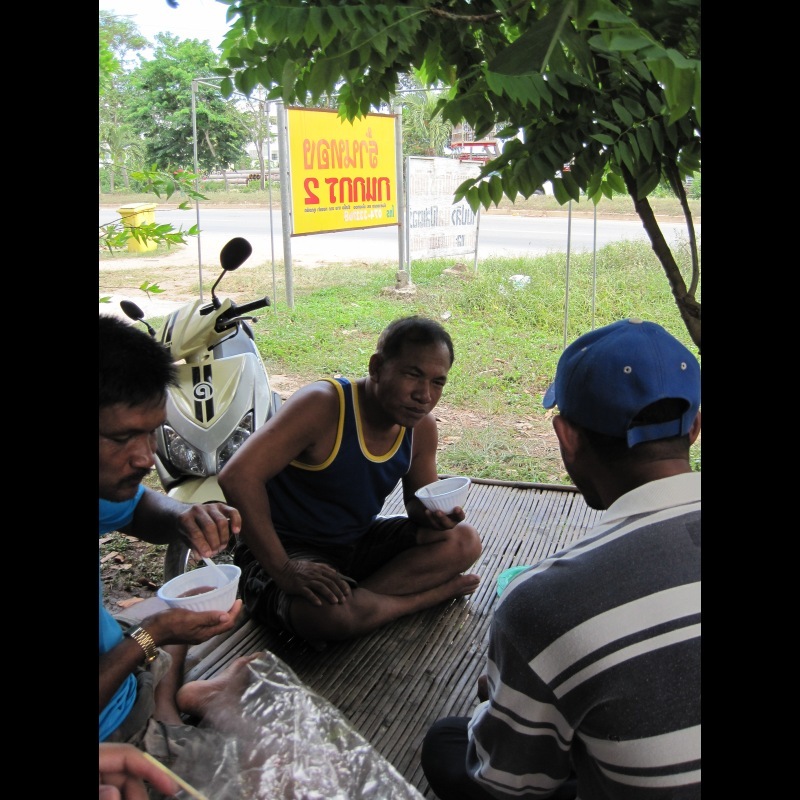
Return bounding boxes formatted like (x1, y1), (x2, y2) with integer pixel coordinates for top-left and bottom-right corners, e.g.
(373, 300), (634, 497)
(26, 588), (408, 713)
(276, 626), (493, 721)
(120, 300), (157, 337)
(219, 237), (253, 273)
(120, 299), (145, 321)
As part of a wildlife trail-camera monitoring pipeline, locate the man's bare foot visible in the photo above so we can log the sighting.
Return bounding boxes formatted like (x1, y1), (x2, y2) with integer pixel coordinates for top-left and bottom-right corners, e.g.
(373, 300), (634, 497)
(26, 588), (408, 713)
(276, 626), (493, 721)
(293, 574), (482, 645)
(443, 572), (480, 600)
(176, 652), (263, 719)
(391, 572), (480, 610)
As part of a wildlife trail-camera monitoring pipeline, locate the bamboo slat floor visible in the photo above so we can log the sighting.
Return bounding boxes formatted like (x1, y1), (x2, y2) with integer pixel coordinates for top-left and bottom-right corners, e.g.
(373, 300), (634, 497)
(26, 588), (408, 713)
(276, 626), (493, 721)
(170, 478), (602, 798)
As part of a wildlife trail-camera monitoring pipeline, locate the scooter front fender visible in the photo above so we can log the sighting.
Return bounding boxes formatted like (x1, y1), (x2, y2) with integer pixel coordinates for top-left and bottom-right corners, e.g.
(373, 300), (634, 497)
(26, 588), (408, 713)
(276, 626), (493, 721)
(163, 477), (230, 581)
(167, 476), (226, 505)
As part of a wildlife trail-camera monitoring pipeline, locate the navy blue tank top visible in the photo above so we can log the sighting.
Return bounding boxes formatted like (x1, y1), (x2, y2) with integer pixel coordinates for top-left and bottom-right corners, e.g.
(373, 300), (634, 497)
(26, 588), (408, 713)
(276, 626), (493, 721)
(266, 378), (412, 546)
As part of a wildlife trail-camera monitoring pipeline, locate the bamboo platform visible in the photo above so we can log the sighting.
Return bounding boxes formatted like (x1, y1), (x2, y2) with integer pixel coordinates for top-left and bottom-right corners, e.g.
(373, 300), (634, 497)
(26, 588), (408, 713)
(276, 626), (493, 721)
(177, 478), (602, 798)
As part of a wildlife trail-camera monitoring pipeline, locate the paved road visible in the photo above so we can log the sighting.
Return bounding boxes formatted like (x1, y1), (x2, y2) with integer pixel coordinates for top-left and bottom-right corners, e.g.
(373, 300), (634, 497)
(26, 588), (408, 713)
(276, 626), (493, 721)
(99, 205), (698, 270)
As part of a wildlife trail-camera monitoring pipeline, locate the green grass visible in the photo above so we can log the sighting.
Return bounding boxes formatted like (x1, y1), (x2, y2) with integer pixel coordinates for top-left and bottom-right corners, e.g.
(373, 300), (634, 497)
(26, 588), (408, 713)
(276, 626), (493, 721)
(121, 237), (701, 483)
(248, 241), (698, 400)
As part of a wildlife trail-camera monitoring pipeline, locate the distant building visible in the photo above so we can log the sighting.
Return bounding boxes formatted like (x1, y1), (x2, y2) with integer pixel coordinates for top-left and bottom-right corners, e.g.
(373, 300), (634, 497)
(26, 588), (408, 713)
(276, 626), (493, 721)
(245, 142), (280, 170)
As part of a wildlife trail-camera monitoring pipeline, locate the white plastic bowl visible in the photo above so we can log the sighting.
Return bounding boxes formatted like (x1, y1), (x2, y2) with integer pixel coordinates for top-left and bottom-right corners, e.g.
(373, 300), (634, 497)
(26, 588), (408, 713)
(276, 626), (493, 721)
(415, 476), (471, 514)
(157, 563), (241, 613)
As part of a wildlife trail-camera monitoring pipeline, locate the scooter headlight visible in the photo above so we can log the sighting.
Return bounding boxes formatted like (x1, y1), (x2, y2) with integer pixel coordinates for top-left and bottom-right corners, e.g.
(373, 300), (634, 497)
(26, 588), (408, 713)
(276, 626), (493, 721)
(217, 411), (255, 472)
(163, 424), (208, 477)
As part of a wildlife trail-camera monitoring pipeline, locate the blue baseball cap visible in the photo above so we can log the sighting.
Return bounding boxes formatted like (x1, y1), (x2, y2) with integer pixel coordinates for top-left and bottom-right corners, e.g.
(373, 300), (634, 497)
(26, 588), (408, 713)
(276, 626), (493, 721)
(542, 318), (700, 447)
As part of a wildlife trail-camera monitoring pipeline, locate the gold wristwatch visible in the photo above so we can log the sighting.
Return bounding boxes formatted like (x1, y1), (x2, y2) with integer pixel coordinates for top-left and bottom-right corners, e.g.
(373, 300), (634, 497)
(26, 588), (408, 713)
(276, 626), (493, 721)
(125, 625), (158, 664)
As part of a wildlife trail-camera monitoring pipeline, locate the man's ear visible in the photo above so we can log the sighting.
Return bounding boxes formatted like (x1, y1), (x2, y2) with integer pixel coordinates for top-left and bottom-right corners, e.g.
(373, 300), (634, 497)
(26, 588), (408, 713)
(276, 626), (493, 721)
(368, 353), (382, 380)
(552, 414), (581, 459)
(688, 410), (701, 445)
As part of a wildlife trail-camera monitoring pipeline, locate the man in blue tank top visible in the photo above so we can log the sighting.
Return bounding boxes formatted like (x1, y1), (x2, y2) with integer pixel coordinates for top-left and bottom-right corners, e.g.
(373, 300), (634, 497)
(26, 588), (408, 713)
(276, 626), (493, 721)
(220, 316), (482, 645)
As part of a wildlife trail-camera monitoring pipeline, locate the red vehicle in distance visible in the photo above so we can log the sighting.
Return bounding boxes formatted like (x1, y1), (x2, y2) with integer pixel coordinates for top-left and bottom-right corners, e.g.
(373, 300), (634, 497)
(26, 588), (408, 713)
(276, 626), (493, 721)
(452, 141), (499, 165)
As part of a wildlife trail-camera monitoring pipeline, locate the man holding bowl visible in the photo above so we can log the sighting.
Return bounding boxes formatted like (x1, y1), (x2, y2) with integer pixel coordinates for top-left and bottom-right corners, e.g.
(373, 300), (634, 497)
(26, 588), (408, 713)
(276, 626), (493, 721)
(99, 313), (260, 784)
(219, 315), (482, 647)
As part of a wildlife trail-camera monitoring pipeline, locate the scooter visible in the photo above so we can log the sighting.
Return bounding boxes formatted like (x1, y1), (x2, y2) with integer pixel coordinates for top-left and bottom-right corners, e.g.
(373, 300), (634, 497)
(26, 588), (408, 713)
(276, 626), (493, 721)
(121, 237), (282, 580)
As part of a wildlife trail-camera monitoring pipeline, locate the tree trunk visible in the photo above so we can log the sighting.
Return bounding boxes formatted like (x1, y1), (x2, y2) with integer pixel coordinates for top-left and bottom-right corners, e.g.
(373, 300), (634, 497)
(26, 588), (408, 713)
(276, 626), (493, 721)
(256, 146), (266, 190)
(621, 168), (701, 354)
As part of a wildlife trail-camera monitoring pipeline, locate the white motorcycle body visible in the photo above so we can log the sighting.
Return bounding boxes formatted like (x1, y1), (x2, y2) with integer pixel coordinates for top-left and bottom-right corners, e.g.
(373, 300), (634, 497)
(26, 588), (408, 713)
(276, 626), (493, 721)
(154, 299), (279, 494)
(120, 237), (280, 579)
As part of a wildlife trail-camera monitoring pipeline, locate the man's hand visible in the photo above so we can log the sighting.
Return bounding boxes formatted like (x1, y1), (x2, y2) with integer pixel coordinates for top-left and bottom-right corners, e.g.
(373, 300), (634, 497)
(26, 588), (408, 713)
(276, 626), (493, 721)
(99, 743), (178, 800)
(142, 601), (244, 646)
(419, 505), (466, 531)
(176, 501), (242, 558)
(477, 673), (489, 702)
(277, 559), (354, 606)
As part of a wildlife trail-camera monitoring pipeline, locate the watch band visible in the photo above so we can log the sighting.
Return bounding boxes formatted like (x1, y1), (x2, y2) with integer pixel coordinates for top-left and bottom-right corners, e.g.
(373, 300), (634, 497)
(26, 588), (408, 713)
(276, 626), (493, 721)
(126, 625), (158, 664)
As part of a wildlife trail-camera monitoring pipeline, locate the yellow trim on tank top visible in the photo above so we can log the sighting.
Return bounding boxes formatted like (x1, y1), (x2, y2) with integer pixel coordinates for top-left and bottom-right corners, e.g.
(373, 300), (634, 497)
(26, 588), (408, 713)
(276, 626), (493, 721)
(287, 377), (406, 471)
(288, 378), (346, 471)
(351, 378), (406, 462)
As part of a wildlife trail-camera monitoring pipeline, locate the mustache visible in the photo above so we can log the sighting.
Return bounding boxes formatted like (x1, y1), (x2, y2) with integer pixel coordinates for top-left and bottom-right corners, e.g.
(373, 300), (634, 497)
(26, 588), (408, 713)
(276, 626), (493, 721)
(129, 469), (151, 484)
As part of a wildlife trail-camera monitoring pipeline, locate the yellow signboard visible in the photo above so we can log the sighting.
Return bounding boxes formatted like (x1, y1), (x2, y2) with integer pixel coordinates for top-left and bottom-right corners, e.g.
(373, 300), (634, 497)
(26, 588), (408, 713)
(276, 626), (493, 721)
(286, 107), (399, 236)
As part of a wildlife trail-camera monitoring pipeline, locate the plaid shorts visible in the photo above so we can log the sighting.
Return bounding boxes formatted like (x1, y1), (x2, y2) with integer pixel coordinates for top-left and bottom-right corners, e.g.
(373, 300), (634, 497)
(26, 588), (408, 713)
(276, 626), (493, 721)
(234, 515), (418, 635)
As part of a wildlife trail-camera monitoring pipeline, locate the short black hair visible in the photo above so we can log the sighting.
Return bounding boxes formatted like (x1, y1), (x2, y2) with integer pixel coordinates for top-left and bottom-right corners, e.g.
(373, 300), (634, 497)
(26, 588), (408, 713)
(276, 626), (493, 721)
(376, 316), (455, 366)
(99, 314), (177, 410)
(576, 399), (693, 460)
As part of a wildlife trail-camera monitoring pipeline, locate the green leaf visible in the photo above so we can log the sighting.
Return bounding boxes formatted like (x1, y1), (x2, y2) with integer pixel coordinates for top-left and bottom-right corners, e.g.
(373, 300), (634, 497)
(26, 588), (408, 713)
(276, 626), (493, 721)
(650, 122), (664, 152)
(622, 97), (646, 119)
(238, 65), (257, 96)
(646, 89), (663, 115)
(533, 153), (553, 179)
(371, 28), (389, 57)
(613, 141), (633, 174)
(597, 118), (622, 134)
(636, 166), (661, 198)
(678, 141), (701, 172)
(606, 171), (627, 193)
(546, 73), (570, 101)
(308, 61), (332, 102)
(488, 175), (504, 205)
(477, 181), (492, 208)
(560, 170), (581, 202)
(257, 60), (273, 89)
(612, 99), (633, 128)
(530, 72), (553, 106)
(635, 126), (653, 162)
(328, 6), (346, 29)
(488, 7), (567, 75)
(463, 187), (481, 214)
(587, 169), (604, 197)
(281, 60), (300, 95)
(627, 134), (640, 162)
(666, 65), (696, 124)
(551, 178), (571, 205)
(605, 31), (653, 51)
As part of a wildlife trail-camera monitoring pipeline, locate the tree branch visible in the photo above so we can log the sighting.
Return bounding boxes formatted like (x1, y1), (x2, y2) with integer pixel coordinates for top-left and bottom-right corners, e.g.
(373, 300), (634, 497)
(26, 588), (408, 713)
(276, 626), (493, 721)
(428, 0), (531, 24)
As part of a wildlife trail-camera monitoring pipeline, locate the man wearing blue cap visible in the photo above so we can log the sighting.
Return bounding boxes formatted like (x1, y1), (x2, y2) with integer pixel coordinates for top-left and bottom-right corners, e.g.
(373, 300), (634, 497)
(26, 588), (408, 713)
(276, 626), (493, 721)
(421, 318), (701, 800)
